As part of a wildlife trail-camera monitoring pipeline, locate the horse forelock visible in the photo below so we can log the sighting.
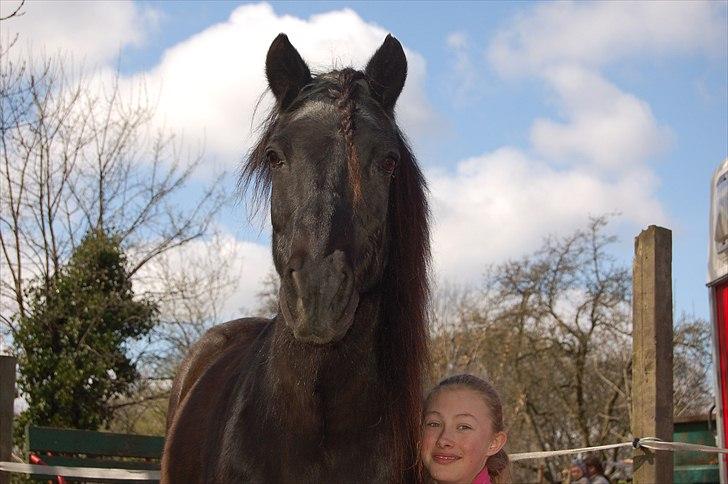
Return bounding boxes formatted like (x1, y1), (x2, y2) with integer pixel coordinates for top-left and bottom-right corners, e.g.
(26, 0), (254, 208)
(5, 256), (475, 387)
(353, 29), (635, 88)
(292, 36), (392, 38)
(334, 69), (365, 205)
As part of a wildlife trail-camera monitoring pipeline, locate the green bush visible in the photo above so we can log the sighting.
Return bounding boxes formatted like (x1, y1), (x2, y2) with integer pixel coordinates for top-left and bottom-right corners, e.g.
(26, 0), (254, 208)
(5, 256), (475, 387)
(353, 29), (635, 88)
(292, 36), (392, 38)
(14, 228), (158, 435)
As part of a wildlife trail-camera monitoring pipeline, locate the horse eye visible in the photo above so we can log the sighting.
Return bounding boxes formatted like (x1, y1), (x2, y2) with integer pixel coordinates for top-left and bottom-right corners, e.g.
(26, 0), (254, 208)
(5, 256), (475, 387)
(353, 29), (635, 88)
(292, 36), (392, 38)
(379, 156), (397, 176)
(266, 150), (283, 166)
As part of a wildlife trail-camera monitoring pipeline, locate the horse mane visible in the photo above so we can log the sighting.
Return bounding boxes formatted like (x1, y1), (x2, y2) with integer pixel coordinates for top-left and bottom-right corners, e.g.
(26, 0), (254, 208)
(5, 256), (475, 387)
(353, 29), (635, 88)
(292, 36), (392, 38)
(239, 69), (431, 481)
(378, 131), (431, 479)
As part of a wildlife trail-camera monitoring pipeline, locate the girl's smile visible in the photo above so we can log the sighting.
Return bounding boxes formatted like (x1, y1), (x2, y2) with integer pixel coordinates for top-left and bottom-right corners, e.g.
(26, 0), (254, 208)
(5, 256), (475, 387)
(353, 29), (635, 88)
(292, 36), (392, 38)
(432, 453), (462, 464)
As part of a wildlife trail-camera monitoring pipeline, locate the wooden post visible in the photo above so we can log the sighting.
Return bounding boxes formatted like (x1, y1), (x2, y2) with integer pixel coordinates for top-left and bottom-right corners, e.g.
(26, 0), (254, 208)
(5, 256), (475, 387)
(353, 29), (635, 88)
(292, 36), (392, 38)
(631, 225), (673, 484)
(0, 355), (16, 484)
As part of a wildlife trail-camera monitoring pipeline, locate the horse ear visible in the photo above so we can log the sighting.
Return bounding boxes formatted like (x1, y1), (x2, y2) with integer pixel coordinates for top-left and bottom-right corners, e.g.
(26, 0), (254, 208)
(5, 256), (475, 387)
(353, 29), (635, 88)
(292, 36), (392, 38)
(365, 35), (407, 111)
(266, 34), (312, 110)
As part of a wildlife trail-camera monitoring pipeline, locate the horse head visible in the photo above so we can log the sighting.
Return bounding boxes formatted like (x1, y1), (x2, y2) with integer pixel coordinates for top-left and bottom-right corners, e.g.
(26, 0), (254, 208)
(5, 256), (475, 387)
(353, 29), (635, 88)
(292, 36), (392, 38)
(250, 34), (409, 345)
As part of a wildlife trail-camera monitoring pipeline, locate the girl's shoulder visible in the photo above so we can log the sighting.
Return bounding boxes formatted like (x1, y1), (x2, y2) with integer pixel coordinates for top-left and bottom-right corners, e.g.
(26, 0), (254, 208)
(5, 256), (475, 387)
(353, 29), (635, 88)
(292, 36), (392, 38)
(472, 467), (491, 484)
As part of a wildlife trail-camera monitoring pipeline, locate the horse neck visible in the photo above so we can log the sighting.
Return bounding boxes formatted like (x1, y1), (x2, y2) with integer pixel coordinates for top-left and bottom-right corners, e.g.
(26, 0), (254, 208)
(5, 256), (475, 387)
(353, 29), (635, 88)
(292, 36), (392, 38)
(266, 291), (384, 425)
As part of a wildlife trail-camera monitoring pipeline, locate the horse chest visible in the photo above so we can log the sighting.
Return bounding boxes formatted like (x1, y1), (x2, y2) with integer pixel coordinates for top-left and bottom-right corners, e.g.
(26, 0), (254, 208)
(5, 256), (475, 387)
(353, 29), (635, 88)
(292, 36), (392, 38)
(255, 430), (391, 483)
(218, 390), (391, 483)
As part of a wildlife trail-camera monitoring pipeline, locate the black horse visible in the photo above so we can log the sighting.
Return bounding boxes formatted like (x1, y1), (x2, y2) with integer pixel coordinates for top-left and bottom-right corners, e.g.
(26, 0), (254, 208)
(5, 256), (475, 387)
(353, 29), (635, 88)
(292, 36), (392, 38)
(162, 33), (430, 483)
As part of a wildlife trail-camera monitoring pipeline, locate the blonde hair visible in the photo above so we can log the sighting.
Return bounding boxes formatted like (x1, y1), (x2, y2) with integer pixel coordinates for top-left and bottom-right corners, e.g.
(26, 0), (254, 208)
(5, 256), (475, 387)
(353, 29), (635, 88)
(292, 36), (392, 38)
(424, 374), (511, 484)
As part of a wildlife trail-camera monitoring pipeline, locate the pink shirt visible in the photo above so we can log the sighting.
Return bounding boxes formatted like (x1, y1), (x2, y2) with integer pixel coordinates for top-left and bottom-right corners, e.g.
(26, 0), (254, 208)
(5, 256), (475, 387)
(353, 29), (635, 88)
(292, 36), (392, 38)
(472, 467), (492, 484)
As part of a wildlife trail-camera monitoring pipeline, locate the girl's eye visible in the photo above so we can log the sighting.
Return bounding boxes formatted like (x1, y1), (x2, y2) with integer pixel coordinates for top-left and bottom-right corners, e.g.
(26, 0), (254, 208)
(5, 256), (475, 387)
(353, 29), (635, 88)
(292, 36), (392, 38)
(266, 150), (283, 166)
(379, 156), (397, 176)
(425, 421), (441, 428)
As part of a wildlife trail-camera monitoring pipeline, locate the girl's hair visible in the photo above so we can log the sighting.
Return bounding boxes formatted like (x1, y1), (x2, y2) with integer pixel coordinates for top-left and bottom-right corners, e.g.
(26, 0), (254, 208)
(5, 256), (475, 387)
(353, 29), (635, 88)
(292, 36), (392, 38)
(424, 374), (511, 484)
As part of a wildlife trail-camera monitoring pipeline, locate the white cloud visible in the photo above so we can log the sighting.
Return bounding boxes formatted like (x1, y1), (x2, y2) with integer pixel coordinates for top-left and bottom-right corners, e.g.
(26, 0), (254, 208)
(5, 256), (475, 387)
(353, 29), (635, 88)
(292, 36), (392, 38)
(0, 0), (160, 66)
(3, 2), (437, 169)
(446, 32), (467, 50)
(445, 31), (477, 103)
(488, 0), (726, 77)
(121, 3), (437, 167)
(530, 65), (671, 172)
(428, 148), (666, 280)
(421, 1), (711, 281)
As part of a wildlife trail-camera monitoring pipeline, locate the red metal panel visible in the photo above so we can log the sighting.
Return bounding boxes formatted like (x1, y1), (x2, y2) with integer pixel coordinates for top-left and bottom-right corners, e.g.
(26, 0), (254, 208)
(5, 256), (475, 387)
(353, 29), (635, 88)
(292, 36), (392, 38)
(716, 281), (728, 470)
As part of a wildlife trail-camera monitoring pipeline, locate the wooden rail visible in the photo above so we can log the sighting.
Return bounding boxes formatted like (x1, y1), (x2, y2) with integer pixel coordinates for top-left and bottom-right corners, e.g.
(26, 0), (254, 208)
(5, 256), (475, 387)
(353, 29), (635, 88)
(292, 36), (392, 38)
(0, 355), (16, 484)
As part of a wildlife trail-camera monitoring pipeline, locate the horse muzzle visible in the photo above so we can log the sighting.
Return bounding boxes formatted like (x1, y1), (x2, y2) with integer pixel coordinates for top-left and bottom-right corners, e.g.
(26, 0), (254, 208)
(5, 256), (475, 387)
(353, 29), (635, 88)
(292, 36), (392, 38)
(280, 250), (359, 344)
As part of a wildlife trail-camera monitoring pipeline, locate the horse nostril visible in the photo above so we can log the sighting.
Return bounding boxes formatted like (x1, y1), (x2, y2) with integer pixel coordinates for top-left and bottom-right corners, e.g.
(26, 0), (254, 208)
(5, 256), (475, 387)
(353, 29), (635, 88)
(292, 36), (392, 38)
(291, 270), (303, 293)
(287, 253), (305, 273)
(330, 251), (351, 283)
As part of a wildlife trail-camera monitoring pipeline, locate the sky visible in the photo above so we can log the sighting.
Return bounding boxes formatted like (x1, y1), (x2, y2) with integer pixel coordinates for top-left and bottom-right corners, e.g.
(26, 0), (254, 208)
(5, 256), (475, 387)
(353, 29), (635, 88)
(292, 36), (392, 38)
(2, 0), (726, 322)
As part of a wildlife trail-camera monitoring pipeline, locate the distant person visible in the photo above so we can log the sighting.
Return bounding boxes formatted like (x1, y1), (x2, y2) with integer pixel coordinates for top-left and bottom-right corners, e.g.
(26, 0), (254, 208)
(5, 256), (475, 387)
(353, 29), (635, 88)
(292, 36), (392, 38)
(584, 455), (610, 484)
(421, 374), (509, 483)
(569, 460), (589, 484)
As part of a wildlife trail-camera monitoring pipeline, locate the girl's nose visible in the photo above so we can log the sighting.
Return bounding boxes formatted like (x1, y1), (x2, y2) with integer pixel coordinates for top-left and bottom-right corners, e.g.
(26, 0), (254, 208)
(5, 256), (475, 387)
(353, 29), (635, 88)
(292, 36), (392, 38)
(435, 430), (455, 448)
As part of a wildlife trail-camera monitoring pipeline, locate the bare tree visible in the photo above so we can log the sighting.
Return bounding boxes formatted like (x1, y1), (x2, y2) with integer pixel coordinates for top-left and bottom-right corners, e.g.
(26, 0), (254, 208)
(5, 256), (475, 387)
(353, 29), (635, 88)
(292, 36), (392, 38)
(0, 0), (25, 57)
(0, 45), (240, 433)
(429, 216), (714, 482)
(253, 270), (280, 319)
(140, 233), (243, 377)
(0, 0), (24, 21)
(0, 52), (229, 342)
(673, 313), (714, 417)
(106, 231), (244, 434)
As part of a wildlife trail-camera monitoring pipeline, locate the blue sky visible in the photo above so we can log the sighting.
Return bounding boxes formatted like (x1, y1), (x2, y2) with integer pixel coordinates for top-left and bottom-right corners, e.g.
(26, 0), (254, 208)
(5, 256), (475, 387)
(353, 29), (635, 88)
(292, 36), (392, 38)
(3, 0), (726, 320)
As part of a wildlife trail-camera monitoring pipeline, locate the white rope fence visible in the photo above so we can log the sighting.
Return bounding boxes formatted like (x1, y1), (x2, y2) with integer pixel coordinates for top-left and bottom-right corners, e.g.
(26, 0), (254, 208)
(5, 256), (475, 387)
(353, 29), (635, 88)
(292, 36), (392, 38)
(510, 436), (728, 462)
(0, 437), (726, 480)
(511, 440), (636, 461)
(0, 461), (160, 480)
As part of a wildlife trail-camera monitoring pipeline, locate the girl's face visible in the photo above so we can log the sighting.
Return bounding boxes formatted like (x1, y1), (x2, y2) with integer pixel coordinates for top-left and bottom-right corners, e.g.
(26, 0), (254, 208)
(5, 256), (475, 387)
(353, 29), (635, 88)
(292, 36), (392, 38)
(421, 387), (507, 484)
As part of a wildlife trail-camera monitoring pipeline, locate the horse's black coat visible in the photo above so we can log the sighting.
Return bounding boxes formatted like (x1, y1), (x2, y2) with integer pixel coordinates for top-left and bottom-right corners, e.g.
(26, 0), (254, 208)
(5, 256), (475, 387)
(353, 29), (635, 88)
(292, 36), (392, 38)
(162, 34), (430, 484)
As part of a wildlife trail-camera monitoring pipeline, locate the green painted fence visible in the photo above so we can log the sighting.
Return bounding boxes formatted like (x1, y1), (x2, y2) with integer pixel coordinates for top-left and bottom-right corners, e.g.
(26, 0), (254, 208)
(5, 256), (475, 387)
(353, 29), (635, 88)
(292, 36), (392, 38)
(673, 415), (720, 484)
(26, 425), (163, 483)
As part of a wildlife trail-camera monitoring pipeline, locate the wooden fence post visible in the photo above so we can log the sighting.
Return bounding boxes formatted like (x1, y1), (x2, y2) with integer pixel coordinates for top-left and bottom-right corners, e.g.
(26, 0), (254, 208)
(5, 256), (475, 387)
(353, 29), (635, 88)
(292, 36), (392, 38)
(631, 225), (674, 484)
(0, 355), (16, 484)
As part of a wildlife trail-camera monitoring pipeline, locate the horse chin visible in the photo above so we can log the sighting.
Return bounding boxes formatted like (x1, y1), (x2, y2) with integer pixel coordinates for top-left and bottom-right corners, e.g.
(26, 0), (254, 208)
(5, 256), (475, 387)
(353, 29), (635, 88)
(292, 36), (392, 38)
(280, 284), (360, 345)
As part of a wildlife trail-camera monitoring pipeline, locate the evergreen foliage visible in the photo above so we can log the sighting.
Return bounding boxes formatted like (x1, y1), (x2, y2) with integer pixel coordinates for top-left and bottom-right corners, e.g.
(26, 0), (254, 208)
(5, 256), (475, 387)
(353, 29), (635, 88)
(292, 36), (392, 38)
(14, 229), (157, 431)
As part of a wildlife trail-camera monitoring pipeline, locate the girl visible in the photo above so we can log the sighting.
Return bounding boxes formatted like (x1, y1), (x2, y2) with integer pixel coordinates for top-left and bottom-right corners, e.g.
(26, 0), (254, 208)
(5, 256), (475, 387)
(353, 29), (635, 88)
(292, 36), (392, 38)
(421, 374), (510, 484)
